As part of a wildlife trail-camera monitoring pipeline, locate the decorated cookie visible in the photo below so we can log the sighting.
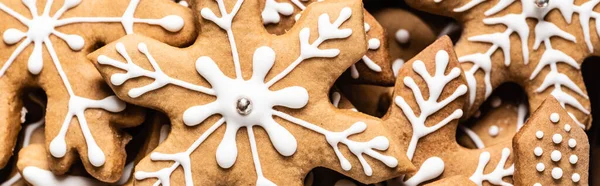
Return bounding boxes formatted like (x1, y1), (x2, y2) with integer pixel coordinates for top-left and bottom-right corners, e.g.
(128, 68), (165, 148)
(0, 0), (196, 181)
(371, 8), (436, 79)
(261, 0), (395, 85)
(385, 36), (518, 185)
(513, 97), (589, 185)
(404, 0), (593, 128)
(90, 0), (428, 185)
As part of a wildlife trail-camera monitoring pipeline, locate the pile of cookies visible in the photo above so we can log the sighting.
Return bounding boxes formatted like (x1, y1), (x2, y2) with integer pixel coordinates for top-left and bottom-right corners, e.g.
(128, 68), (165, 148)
(0, 0), (597, 185)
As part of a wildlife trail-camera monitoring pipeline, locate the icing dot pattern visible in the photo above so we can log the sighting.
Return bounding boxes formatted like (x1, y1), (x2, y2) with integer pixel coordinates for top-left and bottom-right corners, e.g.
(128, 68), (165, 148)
(531, 112), (584, 184)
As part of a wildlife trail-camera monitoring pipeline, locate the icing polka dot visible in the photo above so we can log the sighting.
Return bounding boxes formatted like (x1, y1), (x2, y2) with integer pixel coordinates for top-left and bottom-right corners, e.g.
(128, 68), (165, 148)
(534, 147), (543, 156)
(564, 124), (571, 132)
(568, 138), (576, 148)
(533, 183), (542, 186)
(552, 134), (562, 144)
(572, 173), (580, 183)
(536, 131), (544, 139)
(552, 167), (563, 180)
(489, 125), (499, 137)
(550, 113), (560, 123)
(395, 29), (410, 44)
(491, 96), (501, 108)
(551, 150), (561, 162)
(569, 155), (578, 164)
(536, 163), (545, 172)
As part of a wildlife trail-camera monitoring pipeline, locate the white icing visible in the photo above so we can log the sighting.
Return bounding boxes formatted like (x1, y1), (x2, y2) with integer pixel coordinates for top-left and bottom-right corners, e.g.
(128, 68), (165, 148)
(395, 29), (410, 44)
(550, 113), (560, 123)
(105, 4), (397, 185)
(401, 157), (445, 186)
(178, 0), (189, 7)
(534, 147), (543, 157)
(469, 148), (514, 186)
(552, 133), (562, 144)
(551, 167), (563, 180)
(536, 163), (545, 172)
(488, 125), (499, 137)
(569, 155), (578, 164)
(394, 50), (467, 159)
(564, 124), (571, 132)
(0, 0), (183, 167)
(392, 59), (404, 77)
(568, 138), (576, 148)
(159, 124), (171, 143)
(261, 0), (294, 24)
(516, 103), (527, 131)
(22, 166), (103, 186)
(452, 0), (591, 126)
(0, 174), (21, 186)
(536, 131), (544, 139)
(460, 125), (485, 149)
(534, 183), (542, 186)
(550, 150), (561, 162)
(350, 22), (382, 79)
(572, 173), (580, 182)
(490, 96), (501, 107)
(116, 162), (135, 185)
(20, 107), (28, 123)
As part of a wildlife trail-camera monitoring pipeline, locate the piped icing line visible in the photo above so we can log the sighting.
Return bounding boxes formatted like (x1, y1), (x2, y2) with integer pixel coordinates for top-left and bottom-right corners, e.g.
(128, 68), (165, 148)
(460, 125), (485, 149)
(450, 0), (591, 125)
(98, 2), (397, 185)
(0, 0), (185, 167)
(260, 0), (382, 80)
(394, 50), (467, 159)
(469, 148), (514, 186)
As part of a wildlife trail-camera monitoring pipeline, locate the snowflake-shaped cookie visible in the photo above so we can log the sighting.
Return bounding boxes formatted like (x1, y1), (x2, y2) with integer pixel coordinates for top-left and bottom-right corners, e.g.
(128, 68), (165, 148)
(90, 0), (417, 185)
(0, 0), (195, 181)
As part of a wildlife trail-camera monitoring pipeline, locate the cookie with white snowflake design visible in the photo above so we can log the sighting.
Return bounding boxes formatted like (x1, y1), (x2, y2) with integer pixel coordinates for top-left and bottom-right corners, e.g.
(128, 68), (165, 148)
(260, 0), (395, 85)
(0, 0), (196, 182)
(90, 0), (425, 185)
(513, 97), (589, 185)
(404, 0), (593, 128)
(372, 8), (437, 80)
(385, 36), (519, 185)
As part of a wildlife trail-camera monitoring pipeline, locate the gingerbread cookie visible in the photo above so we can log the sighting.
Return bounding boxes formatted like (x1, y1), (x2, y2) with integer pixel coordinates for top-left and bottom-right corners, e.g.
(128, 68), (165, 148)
(513, 98), (589, 185)
(385, 36), (519, 185)
(405, 0), (593, 128)
(91, 0), (424, 185)
(0, 0), (196, 181)
(261, 0), (395, 85)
